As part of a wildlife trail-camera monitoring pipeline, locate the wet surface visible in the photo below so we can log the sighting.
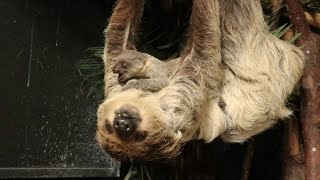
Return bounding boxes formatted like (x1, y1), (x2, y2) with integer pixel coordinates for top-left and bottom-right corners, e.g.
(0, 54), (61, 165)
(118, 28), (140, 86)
(0, 0), (119, 178)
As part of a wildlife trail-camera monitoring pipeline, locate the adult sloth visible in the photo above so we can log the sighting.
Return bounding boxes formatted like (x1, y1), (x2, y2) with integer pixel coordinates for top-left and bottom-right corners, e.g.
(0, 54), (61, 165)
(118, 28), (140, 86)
(96, 0), (304, 161)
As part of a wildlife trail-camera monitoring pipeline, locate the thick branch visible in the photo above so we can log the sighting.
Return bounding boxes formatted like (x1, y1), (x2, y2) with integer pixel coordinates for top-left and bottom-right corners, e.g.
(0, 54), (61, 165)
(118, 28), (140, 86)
(285, 0), (320, 179)
(305, 12), (320, 29)
(242, 141), (255, 180)
(287, 118), (304, 162)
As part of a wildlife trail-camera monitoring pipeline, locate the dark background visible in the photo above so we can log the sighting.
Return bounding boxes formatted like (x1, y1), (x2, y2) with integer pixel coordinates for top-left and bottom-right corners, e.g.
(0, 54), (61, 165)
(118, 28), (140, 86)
(0, 0), (119, 178)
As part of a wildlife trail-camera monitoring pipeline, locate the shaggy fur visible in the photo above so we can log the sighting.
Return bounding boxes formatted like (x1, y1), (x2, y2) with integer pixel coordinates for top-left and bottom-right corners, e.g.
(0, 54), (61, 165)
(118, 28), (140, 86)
(102, 0), (145, 97)
(96, 0), (304, 161)
(215, 0), (304, 142)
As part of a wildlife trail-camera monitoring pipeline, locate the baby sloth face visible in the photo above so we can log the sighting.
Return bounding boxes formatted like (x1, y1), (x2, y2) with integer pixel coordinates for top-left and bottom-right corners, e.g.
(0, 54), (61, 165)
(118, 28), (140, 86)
(112, 50), (147, 83)
(96, 90), (183, 161)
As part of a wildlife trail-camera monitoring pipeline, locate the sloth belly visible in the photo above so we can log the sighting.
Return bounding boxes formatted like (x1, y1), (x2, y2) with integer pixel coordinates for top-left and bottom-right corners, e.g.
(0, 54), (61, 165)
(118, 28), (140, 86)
(218, 68), (292, 142)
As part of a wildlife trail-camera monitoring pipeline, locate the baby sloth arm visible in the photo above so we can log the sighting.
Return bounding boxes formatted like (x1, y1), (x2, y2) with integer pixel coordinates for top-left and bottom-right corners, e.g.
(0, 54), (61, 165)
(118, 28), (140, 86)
(112, 50), (180, 91)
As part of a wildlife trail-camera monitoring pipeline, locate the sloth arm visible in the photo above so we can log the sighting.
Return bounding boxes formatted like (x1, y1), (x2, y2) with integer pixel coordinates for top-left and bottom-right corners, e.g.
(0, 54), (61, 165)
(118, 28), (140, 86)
(155, 0), (223, 142)
(124, 62), (169, 91)
(173, 0), (222, 98)
(124, 78), (169, 92)
(175, 0), (223, 95)
(123, 57), (180, 91)
(103, 0), (145, 97)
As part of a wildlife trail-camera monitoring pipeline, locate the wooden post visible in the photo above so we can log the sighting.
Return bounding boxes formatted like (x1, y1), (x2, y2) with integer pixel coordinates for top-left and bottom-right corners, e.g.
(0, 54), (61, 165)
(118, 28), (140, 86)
(284, 0), (320, 179)
(287, 117), (304, 163)
(281, 24), (305, 180)
(242, 141), (255, 180)
(282, 117), (305, 180)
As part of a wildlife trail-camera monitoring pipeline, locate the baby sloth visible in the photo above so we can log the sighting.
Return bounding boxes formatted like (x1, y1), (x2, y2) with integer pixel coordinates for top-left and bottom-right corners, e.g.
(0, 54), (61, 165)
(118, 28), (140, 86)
(112, 50), (179, 91)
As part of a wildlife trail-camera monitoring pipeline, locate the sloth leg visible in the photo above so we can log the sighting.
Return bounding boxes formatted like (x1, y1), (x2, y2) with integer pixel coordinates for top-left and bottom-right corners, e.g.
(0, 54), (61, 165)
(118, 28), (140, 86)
(123, 78), (169, 92)
(217, 0), (304, 142)
(103, 0), (145, 97)
(154, 0), (224, 142)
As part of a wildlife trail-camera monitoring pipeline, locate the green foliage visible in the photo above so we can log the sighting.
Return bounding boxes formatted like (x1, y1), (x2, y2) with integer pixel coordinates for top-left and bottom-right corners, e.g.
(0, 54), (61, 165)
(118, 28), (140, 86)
(77, 47), (104, 98)
(302, 0), (320, 12)
(271, 23), (301, 43)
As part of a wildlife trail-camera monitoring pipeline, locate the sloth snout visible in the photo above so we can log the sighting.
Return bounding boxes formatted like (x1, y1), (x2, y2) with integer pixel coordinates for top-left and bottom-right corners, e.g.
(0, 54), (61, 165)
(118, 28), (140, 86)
(113, 117), (135, 137)
(113, 105), (141, 139)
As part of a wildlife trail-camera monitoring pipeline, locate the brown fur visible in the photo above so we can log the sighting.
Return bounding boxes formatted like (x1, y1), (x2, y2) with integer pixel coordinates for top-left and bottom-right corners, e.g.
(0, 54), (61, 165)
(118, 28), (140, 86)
(102, 0), (144, 97)
(97, 91), (183, 160)
(96, 0), (304, 161)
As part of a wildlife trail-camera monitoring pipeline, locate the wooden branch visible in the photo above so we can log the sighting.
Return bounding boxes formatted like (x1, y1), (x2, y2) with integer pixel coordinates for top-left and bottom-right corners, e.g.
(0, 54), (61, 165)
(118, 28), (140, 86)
(241, 141), (255, 180)
(287, 117), (304, 162)
(284, 0), (320, 179)
(282, 117), (306, 179)
(271, 0), (320, 30)
(305, 12), (320, 29)
(281, 30), (305, 179)
(282, 158), (305, 180)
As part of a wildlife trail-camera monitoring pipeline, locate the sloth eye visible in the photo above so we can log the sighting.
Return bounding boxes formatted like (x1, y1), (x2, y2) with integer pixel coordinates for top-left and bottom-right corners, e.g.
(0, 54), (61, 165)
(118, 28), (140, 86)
(104, 121), (113, 134)
(134, 131), (147, 141)
(121, 61), (130, 68)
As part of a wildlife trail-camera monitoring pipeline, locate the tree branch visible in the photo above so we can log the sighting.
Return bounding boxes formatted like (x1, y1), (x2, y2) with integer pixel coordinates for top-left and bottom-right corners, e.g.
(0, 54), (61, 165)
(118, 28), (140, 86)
(284, 0), (320, 179)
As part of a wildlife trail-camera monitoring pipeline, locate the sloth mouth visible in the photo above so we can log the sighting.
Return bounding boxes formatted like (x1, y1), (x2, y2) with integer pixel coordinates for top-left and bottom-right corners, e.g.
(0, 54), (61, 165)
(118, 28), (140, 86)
(118, 73), (137, 84)
(118, 73), (128, 83)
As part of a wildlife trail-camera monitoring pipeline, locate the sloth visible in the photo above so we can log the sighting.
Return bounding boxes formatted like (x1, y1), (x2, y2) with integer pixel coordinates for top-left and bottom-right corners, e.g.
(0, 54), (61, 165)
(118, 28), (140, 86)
(97, 0), (222, 160)
(112, 50), (180, 91)
(96, 0), (304, 161)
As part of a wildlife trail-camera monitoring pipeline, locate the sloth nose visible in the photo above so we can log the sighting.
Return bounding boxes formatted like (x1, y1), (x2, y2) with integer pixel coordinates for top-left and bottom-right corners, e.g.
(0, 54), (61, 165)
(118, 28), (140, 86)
(114, 118), (135, 136)
(113, 105), (141, 138)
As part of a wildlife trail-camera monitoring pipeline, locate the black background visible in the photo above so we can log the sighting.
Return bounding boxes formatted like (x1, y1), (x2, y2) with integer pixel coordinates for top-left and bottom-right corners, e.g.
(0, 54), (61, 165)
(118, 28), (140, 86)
(0, 0), (119, 178)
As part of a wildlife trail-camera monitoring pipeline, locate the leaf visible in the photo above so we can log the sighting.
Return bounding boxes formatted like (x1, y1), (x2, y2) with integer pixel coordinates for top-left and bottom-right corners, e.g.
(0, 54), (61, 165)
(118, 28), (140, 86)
(276, 24), (293, 38)
(288, 32), (302, 44)
(271, 23), (288, 36)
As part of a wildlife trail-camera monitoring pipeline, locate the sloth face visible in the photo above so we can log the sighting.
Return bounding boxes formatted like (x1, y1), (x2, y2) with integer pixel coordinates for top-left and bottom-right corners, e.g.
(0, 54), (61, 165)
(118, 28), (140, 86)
(111, 50), (147, 83)
(96, 90), (183, 161)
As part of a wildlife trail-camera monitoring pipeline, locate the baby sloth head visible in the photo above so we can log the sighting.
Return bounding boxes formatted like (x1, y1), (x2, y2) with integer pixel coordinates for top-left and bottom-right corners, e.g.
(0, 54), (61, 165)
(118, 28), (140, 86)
(112, 50), (149, 83)
(96, 90), (183, 161)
